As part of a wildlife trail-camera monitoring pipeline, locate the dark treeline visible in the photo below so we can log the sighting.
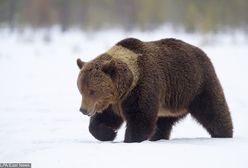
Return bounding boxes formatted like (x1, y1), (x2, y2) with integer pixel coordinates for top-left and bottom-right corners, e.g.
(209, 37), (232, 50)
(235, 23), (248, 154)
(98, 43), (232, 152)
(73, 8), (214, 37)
(0, 0), (248, 33)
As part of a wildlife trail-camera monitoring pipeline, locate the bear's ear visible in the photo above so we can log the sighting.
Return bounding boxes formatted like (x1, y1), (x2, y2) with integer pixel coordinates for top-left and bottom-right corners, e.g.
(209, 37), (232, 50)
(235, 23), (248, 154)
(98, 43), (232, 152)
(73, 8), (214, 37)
(77, 58), (85, 69)
(102, 60), (116, 79)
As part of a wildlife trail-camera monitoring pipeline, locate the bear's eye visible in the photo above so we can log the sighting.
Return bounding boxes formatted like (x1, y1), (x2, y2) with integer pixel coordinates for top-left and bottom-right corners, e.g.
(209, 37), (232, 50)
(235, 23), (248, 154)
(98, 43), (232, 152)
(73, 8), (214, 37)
(89, 90), (95, 96)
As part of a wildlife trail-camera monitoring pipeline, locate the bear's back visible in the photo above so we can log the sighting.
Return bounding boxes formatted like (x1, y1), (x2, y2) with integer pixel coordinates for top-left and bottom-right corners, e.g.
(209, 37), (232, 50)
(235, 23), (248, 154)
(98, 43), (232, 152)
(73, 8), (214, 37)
(116, 38), (210, 109)
(116, 38), (145, 54)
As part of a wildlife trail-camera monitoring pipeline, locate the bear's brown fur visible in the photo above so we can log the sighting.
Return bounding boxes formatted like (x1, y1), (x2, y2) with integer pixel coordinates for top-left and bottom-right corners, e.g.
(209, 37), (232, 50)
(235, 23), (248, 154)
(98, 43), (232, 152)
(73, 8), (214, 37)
(76, 38), (233, 142)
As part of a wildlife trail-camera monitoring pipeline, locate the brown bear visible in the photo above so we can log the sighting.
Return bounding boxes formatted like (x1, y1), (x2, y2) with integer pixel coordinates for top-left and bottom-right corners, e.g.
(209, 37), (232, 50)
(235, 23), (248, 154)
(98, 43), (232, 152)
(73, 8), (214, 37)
(76, 38), (233, 143)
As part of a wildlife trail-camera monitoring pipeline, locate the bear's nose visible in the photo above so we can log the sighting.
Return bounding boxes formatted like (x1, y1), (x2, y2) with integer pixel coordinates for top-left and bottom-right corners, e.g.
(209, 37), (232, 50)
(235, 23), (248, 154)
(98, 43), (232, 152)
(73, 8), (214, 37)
(79, 108), (87, 115)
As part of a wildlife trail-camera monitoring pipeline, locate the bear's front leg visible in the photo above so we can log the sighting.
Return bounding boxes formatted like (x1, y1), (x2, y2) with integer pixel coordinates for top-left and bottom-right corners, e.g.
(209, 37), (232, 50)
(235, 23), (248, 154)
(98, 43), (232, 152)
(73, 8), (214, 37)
(124, 118), (156, 143)
(122, 89), (158, 143)
(89, 106), (123, 141)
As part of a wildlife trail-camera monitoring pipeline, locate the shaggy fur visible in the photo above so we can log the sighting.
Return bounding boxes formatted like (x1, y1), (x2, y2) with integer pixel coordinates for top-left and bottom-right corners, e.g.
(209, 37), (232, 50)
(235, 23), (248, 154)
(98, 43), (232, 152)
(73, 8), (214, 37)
(76, 38), (233, 143)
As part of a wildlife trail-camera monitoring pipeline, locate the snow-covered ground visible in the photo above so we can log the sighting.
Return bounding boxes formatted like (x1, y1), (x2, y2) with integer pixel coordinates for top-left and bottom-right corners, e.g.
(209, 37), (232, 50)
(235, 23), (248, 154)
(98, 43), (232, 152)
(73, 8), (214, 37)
(0, 27), (248, 168)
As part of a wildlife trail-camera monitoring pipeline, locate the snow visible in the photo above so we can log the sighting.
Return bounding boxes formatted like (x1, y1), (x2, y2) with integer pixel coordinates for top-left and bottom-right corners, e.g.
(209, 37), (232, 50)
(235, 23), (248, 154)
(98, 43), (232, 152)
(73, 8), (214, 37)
(0, 27), (248, 168)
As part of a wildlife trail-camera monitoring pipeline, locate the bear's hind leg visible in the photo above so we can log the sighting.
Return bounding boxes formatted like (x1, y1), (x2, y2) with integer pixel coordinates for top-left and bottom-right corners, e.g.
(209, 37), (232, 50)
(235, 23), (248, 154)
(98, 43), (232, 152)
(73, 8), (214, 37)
(150, 116), (184, 141)
(89, 106), (123, 141)
(189, 88), (233, 138)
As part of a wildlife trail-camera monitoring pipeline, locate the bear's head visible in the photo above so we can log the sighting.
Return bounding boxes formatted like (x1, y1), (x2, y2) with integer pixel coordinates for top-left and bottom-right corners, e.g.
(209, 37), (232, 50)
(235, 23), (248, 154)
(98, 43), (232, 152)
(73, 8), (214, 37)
(76, 56), (133, 117)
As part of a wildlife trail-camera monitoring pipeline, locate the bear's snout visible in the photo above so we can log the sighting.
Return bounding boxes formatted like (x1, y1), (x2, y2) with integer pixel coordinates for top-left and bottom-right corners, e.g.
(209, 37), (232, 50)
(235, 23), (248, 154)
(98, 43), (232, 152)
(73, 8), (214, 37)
(79, 107), (88, 115)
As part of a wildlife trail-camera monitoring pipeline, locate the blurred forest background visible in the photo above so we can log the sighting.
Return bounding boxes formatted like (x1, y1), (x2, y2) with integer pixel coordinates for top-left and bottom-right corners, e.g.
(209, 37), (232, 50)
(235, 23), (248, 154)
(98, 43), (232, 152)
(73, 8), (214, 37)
(0, 0), (248, 33)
